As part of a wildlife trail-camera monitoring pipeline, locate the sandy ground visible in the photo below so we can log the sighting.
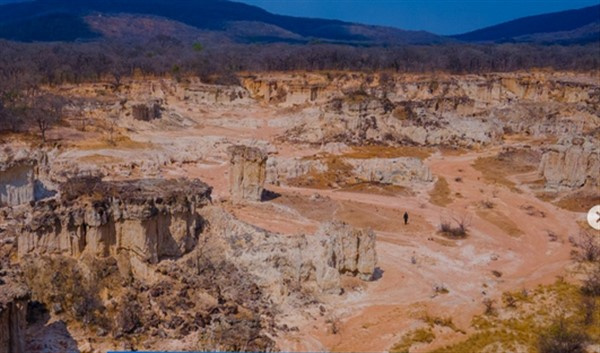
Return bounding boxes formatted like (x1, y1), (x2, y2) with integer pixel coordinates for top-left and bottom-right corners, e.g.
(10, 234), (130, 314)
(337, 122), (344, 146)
(34, 78), (590, 352)
(181, 140), (579, 352)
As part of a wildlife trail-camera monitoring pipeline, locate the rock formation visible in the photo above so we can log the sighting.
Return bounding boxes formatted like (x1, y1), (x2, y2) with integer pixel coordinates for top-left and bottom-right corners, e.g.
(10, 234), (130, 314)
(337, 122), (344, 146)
(538, 137), (599, 190)
(228, 145), (267, 203)
(266, 157), (326, 186)
(285, 93), (503, 148)
(0, 147), (56, 207)
(132, 102), (162, 121)
(345, 157), (433, 186)
(0, 158), (35, 207)
(241, 72), (598, 148)
(314, 221), (377, 292)
(6, 174), (378, 351)
(267, 156), (432, 187)
(0, 265), (29, 353)
(200, 208), (377, 296)
(16, 177), (212, 271)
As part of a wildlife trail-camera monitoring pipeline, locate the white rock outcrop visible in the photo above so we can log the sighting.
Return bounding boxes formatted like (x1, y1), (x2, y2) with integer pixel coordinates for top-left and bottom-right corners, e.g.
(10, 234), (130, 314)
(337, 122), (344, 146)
(228, 145), (267, 203)
(16, 178), (212, 276)
(266, 157), (326, 185)
(314, 221), (377, 292)
(200, 207), (378, 297)
(538, 137), (599, 190)
(345, 157), (433, 186)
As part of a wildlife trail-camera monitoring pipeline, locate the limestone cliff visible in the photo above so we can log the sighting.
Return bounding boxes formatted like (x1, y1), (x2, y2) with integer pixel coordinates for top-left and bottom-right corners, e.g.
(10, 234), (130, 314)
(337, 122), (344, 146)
(200, 207), (377, 296)
(0, 147), (38, 207)
(8, 176), (377, 351)
(0, 265), (29, 353)
(345, 157), (433, 186)
(16, 177), (212, 268)
(538, 137), (599, 190)
(241, 72), (598, 147)
(315, 221), (377, 292)
(266, 157), (327, 186)
(267, 156), (432, 187)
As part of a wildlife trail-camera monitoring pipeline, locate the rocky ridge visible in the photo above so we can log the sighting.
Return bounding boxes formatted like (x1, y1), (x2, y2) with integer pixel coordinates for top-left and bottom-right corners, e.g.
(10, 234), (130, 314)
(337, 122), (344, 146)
(538, 136), (599, 190)
(2, 174), (377, 351)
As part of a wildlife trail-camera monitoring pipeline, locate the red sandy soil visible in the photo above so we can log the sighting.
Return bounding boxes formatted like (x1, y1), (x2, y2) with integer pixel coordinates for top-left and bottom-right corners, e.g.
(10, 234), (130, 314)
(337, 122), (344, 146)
(175, 141), (580, 352)
(40, 81), (586, 352)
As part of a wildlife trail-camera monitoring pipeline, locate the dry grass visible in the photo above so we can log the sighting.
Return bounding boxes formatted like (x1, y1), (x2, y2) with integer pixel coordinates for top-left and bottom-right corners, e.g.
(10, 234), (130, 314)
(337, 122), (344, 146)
(390, 327), (436, 353)
(554, 191), (600, 213)
(439, 147), (469, 156)
(472, 156), (536, 192)
(430, 177), (453, 207)
(535, 191), (558, 203)
(343, 145), (433, 160)
(338, 182), (414, 197)
(432, 280), (599, 353)
(0, 131), (42, 144)
(71, 135), (153, 150)
(288, 156), (354, 189)
(476, 210), (524, 237)
(78, 154), (124, 164)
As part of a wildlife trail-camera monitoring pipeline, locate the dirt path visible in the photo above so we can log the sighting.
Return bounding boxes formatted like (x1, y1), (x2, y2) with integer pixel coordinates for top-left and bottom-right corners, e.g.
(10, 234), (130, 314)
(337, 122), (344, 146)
(246, 149), (579, 352)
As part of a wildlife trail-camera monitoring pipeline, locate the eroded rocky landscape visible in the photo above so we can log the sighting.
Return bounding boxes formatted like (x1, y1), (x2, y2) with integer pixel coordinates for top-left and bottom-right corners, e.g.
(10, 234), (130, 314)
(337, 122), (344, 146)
(0, 70), (599, 353)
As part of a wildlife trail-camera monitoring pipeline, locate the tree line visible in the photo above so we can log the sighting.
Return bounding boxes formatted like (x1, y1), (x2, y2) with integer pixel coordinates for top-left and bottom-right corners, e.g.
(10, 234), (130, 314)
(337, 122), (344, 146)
(1, 38), (598, 137)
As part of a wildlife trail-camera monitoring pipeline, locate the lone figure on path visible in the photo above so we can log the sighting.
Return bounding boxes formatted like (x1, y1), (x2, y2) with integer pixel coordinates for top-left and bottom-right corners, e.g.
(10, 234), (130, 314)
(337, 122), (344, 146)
(403, 212), (409, 225)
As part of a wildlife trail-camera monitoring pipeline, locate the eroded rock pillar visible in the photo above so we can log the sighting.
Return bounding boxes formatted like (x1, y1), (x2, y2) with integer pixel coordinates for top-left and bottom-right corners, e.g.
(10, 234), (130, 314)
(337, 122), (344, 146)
(228, 145), (267, 203)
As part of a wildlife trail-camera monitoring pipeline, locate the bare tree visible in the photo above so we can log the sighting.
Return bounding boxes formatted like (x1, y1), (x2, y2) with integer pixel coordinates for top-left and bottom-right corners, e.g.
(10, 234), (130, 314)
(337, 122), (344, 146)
(27, 94), (67, 143)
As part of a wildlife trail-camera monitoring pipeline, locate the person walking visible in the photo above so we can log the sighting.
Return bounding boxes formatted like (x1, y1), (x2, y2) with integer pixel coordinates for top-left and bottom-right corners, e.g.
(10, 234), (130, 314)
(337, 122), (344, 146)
(403, 212), (409, 225)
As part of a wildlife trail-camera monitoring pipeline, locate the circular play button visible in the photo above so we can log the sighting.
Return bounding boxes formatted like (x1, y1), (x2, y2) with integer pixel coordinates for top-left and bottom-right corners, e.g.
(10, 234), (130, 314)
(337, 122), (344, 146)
(588, 205), (600, 231)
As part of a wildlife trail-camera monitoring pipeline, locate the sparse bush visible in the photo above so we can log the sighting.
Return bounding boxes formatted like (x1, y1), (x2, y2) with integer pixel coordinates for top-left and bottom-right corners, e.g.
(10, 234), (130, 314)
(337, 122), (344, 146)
(546, 231), (559, 242)
(439, 215), (471, 238)
(433, 283), (449, 295)
(572, 231), (600, 263)
(483, 298), (496, 316)
(390, 328), (435, 353)
(582, 264), (600, 297)
(503, 293), (517, 308)
(115, 293), (141, 336)
(538, 319), (587, 353)
(580, 295), (596, 326)
(480, 200), (495, 209)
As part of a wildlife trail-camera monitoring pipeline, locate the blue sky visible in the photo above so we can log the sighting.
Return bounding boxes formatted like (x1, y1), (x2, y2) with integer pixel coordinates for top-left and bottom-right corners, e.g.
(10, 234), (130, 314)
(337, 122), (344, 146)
(239, 0), (599, 34)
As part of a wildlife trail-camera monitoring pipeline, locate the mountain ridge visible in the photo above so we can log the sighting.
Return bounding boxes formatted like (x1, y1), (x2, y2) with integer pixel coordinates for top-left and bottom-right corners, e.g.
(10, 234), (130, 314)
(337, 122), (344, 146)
(0, 0), (597, 45)
(0, 0), (445, 44)
(454, 5), (600, 44)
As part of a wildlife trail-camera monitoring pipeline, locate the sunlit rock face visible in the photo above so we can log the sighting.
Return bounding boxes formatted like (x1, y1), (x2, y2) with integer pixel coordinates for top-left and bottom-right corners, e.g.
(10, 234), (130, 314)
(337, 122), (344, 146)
(16, 177), (212, 268)
(538, 136), (599, 190)
(228, 145), (267, 203)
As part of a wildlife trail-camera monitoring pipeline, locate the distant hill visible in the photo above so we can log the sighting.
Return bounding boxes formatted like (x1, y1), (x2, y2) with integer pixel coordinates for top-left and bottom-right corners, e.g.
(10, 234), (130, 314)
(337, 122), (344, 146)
(0, 0), (445, 44)
(454, 5), (600, 44)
